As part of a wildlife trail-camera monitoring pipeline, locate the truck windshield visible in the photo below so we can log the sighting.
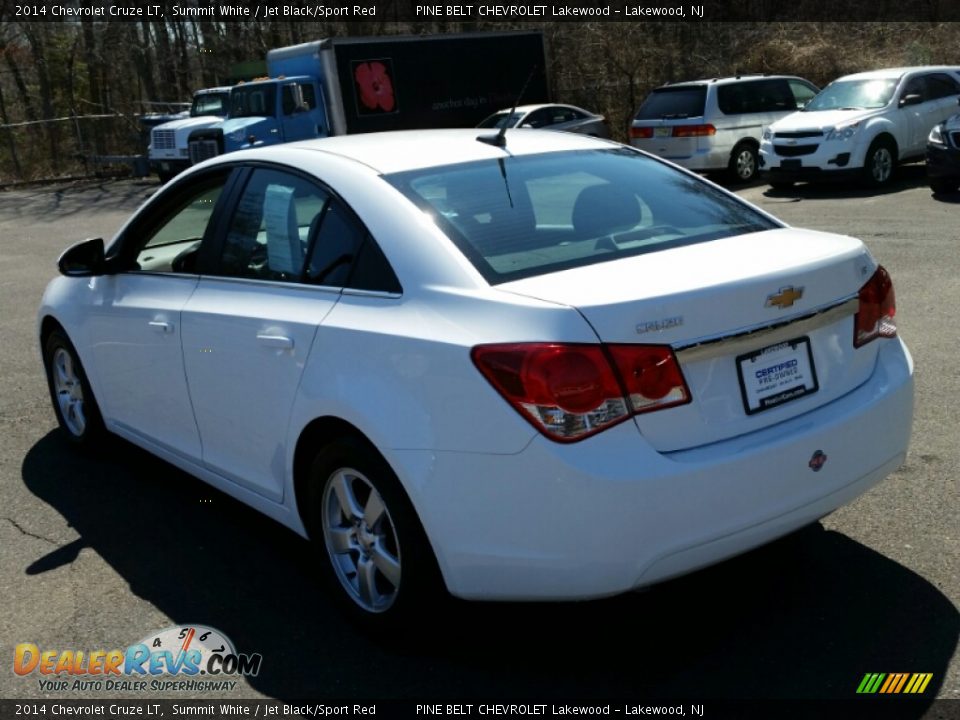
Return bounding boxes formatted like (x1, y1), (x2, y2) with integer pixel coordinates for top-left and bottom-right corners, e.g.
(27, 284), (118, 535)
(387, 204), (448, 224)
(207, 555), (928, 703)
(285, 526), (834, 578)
(191, 92), (229, 118)
(230, 85), (276, 118)
(385, 148), (777, 284)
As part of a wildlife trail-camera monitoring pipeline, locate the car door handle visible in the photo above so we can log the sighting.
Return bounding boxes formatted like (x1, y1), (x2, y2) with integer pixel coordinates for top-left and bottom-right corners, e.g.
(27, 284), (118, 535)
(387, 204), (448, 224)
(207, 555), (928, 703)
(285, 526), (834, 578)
(148, 321), (173, 333)
(256, 334), (294, 349)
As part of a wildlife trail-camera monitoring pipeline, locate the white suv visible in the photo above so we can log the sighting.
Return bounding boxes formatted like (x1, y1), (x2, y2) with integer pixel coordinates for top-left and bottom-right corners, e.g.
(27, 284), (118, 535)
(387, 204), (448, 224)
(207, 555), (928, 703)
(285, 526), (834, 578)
(759, 66), (960, 188)
(630, 74), (819, 183)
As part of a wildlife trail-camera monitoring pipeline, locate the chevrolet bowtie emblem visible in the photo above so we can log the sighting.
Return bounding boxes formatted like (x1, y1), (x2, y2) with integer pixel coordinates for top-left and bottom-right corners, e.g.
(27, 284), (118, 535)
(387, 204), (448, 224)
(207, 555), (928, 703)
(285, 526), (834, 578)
(765, 286), (804, 309)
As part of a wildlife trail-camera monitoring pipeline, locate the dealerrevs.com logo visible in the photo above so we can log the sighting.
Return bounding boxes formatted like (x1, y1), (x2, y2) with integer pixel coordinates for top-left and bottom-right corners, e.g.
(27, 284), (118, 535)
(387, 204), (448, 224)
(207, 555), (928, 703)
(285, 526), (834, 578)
(14, 625), (262, 692)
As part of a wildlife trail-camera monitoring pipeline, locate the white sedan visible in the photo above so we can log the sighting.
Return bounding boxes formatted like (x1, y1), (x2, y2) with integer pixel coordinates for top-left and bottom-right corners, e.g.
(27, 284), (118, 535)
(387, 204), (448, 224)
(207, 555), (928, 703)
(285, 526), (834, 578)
(39, 129), (913, 627)
(477, 103), (611, 138)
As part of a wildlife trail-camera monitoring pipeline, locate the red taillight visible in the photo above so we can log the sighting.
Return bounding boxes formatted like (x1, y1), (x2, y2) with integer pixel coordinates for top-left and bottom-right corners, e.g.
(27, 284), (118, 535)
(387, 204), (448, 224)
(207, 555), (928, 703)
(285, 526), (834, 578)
(854, 265), (897, 348)
(630, 126), (654, 139)
(672, 124), (716, 138)
(472, 343), (690, 442)
(607, 345), (690, 413)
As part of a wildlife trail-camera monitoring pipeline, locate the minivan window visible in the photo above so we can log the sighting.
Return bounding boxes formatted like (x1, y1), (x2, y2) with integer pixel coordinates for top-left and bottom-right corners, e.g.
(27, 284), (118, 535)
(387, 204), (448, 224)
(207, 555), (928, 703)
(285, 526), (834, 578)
(385, 148), (777, 285)
(718, 79), (795, 114)
(634, 87), (707, 120)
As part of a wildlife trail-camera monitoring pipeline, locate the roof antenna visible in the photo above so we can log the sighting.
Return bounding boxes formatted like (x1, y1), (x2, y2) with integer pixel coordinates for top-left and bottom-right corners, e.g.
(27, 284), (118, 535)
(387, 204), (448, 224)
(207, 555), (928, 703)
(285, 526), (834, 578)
(478, 65), (539, 148)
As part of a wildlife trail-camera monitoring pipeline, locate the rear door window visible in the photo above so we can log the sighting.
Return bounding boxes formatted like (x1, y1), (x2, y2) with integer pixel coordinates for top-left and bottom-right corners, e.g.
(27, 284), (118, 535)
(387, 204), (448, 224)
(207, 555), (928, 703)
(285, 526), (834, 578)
(634, 87), (707, 120)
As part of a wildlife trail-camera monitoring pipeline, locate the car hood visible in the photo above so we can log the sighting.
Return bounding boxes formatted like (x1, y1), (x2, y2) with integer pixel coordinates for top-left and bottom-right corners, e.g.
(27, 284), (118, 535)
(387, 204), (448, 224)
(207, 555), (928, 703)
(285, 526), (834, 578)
(153, 115), (225, 132)
(771, 108), (884, 132)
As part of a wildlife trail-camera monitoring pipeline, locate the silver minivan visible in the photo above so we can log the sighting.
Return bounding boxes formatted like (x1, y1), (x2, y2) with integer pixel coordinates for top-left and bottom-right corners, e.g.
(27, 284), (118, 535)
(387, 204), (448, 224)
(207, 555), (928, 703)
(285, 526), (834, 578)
(629, 75), (819, 182)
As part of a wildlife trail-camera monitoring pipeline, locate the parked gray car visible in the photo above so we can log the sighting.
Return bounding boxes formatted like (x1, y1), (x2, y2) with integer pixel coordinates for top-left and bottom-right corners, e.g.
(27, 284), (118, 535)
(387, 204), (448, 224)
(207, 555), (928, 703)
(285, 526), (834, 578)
(477, 103), (611, 138)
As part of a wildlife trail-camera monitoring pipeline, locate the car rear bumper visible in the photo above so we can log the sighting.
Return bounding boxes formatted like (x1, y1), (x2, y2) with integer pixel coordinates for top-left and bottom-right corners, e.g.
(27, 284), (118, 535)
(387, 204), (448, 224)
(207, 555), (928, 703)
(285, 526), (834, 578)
(392, 337), (914, 601)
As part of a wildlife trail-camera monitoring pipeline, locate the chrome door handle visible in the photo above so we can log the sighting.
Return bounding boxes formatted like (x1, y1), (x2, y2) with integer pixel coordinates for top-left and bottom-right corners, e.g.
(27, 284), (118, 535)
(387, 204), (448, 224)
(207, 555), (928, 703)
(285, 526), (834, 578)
(256, 334), (294, 349)
(148, 321), (173, 333)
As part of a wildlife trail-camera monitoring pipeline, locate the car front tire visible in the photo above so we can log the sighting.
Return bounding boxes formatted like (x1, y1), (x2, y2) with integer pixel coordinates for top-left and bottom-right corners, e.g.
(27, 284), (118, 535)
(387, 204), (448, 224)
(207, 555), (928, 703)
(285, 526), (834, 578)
(863, 138), (896, 187)
(43, 328), (107, 447)
(307, 436), (443, 631)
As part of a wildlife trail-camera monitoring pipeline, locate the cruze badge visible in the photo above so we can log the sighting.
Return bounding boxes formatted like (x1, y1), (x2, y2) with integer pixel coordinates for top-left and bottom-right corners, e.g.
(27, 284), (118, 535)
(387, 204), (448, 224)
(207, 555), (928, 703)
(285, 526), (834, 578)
(636, 316), (684, 334)
(765, 286), (804, 309)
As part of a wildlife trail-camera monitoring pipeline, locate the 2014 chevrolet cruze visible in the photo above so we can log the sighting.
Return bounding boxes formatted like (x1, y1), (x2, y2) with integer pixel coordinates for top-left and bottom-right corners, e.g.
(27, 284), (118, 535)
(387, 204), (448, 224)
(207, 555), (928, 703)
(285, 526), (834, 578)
(39, 129), (914, 626)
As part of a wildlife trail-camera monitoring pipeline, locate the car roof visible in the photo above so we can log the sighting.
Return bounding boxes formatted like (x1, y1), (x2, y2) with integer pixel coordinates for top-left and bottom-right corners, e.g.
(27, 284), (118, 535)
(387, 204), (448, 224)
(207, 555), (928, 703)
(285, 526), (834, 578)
(832, 66), (960, 81)
(658, 74), (805, 88)
(236, 128), (612, 175)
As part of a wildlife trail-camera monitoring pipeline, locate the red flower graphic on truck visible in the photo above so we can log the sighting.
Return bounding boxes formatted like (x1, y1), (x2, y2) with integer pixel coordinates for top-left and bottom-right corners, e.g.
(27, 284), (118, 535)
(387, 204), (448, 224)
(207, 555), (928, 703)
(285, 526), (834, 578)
(355, 61), (395, 113)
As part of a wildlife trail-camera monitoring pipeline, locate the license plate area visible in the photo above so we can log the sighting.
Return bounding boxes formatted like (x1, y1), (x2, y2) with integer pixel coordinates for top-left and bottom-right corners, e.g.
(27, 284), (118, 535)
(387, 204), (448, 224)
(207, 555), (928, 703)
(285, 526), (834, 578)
(654, 127), (672, 138)
(781, 159), (802, 169)
(737, 337), (818, 415)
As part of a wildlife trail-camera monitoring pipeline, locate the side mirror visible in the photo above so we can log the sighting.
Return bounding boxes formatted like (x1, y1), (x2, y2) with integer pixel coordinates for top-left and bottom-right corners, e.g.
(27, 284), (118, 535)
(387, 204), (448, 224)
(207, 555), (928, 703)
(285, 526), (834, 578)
(899, 93), (923, 107)
(58, 238), (105, 277)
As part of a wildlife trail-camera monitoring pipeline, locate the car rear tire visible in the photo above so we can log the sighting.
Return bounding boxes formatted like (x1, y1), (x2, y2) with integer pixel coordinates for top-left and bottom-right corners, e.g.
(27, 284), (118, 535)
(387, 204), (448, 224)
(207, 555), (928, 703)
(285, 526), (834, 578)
(929, 177), (960, 194)
(43, 328), (107, 448)
(306, 436), (444, 632)
(862, 138), (896, 187)
(728, 142), (759, 183)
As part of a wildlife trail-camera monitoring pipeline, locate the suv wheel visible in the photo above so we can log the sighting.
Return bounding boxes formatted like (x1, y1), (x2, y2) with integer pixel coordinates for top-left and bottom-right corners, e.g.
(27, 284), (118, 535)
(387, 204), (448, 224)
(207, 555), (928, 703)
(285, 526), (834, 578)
(862, 138), (896, 187)
(729, 142), (759, 183)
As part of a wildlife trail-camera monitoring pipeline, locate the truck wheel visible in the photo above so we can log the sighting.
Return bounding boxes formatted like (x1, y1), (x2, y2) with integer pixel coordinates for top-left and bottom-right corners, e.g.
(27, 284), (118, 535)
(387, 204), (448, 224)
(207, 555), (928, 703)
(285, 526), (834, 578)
(728, 142), (759, 183)
(43, 329), (107, 448)
(862, 138), (896, 187)
(306, 436), (444, 632)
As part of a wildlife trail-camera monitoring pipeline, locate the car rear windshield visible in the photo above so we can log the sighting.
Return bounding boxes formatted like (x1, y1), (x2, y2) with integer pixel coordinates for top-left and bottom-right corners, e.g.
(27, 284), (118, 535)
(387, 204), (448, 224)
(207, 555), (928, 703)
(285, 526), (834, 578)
(384, 148), (778, 285)
(477, 112), (522, 129)
(634, 86), (707, 120)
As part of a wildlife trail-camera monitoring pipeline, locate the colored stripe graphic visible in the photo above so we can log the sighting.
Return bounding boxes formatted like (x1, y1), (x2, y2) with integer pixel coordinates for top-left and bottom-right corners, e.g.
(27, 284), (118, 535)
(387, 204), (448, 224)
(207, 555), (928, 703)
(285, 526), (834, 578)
(857, 672), (932, 694)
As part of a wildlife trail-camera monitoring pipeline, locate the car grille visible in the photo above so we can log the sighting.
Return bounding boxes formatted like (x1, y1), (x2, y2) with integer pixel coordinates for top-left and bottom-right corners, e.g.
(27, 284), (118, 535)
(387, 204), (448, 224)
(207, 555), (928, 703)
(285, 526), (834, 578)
(950, 131), (960, 149)
(189, 139), (219, 164)
(774, 144), (819, 157)
(152, 129), (176, 151)
(774, 131), (824, 139)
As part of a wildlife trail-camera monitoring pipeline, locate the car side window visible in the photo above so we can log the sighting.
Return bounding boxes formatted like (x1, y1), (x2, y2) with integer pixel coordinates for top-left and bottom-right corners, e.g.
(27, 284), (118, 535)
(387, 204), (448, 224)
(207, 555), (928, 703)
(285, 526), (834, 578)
(789, 80), (818, 109)
(926, 73), (960, 100)
(217, 168), (329, 282)
(305, 200), (364, 287)
(304, 197), (402, 293)
(524, 108), (555, 128)
(901, 76), (927, 103)
(130, 171), (230, 274)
